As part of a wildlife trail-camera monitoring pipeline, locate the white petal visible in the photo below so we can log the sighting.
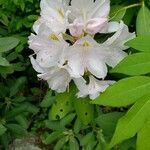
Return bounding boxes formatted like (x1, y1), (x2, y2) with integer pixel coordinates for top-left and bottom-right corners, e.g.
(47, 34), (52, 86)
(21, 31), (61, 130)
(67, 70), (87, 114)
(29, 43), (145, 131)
(69, 19), (84, 37)
(40, 0), (68, 33)
(104, 21), (135, 50)
(101, 21), (120, 33)
(105, 50), (127, 67)
(71, 0), (93, 12)
(74, 77), (88, 98)
(32, 18), (43, 34)
(66, 48), (84, 78)
(88, 0), (110, 19)
(88, 76), (115, 99)
(29, 56), (45, 73)
(87, 52), (108, 79)
(86, 18), (108, 34)
(38, 67), (71, 93)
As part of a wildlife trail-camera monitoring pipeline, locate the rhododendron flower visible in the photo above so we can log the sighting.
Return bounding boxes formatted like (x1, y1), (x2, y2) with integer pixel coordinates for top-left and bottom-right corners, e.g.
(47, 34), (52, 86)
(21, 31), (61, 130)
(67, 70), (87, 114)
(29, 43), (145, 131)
(33, 0), (70, 34)
(29, 24), (68, 68)
(68, 0), (118, 36)
(30, 56), (71, 93)
(29, 0), (135, 100)
(65, 22), (135, 79)
(74, 76), (115, 99)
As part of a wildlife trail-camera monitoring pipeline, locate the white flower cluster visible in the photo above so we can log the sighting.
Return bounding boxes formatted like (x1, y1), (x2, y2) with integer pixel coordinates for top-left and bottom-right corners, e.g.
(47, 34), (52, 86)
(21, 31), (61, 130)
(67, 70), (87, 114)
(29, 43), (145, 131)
(29, 0), (135, 99)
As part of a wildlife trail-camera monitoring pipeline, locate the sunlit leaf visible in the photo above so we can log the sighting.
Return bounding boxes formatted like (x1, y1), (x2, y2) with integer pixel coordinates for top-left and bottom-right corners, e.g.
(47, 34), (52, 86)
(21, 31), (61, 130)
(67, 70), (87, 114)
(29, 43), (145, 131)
(92, 76), (150, 107)
(110, 53), (150, 75)
(110, 94), (150, 148)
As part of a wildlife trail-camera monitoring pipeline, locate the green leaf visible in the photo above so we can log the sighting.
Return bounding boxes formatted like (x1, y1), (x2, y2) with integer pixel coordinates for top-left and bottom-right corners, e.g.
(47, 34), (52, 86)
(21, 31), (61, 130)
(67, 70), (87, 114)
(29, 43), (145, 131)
(9, 77), (27, 97)
(15, 115), (28, 129)
(49, 91), (74, 120)
(80, 132), (95, 146)
(119, 137), (136, 150)
(5, 105), (29, 120)
(73, 118), (82, 134)
(6, 124), (26, 137)
(137, 120), (150, 150)
(43, 131), (63, 144)
(60, 113), (76, 127)
(95, 112), (124, 138)
(54, 137), (67, 150)
(0, 54), (10, 66)
(110, 5), (126, 21)
(0, 37), (19, 53)
(74, 98), (94, 125)
(110, 53), (150, 76)
(92, 76), (150, 107)
(0, 124), (7, 136)
(45, 120), (65, 131)
(126, 36), (150, 52)
(110, 94), (150, 148)
(69, 137), (79, 150)
(136, 4), (150, 36)
(40, 90), (55, 108)
(5, 103), (39, 120)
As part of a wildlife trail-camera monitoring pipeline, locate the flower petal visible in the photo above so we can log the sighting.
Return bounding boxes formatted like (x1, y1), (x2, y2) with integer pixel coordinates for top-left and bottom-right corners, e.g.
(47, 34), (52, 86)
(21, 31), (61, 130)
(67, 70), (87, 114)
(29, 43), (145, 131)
(29, 56), (45, 73)
(103, 21), (135, 50)
(74, 77), (88, 98)
(69, 19), (84, 37)
(86, 18), (108, 34)
(38, 68), (71, 93)
(87, 52), (108, 79)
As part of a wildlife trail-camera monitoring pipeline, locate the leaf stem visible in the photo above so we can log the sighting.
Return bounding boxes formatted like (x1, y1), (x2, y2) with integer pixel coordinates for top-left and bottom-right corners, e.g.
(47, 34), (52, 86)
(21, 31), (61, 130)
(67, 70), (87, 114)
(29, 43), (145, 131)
(124, 3), (142, 10)
(110, 3), (142, 20)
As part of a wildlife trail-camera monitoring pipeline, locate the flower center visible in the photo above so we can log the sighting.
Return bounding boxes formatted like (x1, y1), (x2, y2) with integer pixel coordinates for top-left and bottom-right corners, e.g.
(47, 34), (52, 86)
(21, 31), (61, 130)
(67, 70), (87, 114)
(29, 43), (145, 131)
(49, 34), (59, 41)
(57, 8), (65, 18)
(82, 41), (90, 47)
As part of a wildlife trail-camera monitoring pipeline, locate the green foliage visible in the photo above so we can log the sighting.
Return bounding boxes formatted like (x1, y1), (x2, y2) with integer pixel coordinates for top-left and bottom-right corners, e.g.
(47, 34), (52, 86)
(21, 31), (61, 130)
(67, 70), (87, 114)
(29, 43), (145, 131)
(136, 3), (150, 36)
(74, 98), (94, 125)
(110, 94), (150, 148)
(126, 36), (150, 52)
(92, 76), (150, 107)
(137, 120), (150, 150)
(110, 53), (150, 75)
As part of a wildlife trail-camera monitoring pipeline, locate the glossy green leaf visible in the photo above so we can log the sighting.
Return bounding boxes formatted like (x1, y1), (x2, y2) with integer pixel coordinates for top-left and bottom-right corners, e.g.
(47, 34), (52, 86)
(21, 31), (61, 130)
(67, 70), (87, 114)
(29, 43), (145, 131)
(0, 124), (7, 136)
(0, 37), (19, 53)
(74, 98), (94, 125)
(49, 91), (74, 120)
(0, 54), (10, 66)
(126, 36), (150, 52)
(137, 120), (150, 150)
(136, 4), (150, 36)
(110, 94), (150, 148)
(110, 53), (150, 75)
(92, 76), (150, 107)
